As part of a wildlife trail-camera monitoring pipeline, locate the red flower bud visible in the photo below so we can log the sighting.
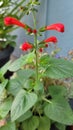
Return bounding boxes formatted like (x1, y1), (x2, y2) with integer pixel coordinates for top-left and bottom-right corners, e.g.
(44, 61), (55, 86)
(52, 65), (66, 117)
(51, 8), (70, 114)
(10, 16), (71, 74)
(4, 17), (26, 28)
(44, 36), (58, 44)
(39, 48), (43, 52)
(27, 28), (32, 33)
(20, 42), (33, 51)
(45, 43), (48, 47)
(45, 23), (64, 32)
(32, 29), (37, 34)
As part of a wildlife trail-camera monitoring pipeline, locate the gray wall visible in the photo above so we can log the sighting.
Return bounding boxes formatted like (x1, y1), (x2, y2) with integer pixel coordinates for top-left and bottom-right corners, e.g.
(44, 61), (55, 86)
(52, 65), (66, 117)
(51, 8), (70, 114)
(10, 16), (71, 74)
(12, 0), (73, 57)
(45, 0), (73, 56)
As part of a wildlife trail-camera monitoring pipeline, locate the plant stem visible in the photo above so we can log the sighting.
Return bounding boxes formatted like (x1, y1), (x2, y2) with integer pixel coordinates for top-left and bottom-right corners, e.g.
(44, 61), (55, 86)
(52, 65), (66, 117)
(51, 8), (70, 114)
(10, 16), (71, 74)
(42, 97), (52, 104)
(32, 11), (38, 83)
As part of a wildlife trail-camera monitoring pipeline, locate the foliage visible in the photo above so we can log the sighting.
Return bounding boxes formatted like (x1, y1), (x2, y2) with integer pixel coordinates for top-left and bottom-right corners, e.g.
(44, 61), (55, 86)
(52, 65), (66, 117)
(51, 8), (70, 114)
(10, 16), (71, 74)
(0, 0), (26, 49)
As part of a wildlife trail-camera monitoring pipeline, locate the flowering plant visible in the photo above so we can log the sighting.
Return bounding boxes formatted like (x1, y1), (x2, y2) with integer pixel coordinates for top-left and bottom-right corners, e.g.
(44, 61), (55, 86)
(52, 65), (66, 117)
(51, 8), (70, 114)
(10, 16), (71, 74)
(0, 0), (25, 50)
(0, 0), (73, 130)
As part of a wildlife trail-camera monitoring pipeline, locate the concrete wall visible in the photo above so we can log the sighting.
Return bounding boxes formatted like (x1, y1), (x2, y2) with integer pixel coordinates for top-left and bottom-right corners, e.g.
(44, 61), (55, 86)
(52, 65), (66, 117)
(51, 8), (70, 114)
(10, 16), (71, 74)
(45, 0), (73, 56)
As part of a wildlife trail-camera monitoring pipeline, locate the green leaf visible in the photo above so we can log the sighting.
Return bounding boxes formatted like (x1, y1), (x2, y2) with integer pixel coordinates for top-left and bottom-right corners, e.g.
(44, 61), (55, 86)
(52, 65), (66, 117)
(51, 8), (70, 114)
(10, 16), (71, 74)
(8, 55), (27, 72)
(11, 89), (38, 121)
(38, 116), (50, 130)
(6, 35), (17, 41)
(40, 55), (73, 79)
(7, 78), (22, 96)
(44, 97), (73, 125)
(8, 52), (35, 72)
(16, 69), (35, 80)
(17, 110), (32, 122)
(16, 69), (35, 90)
(55, 123), (66, 130)
(34, 81), (44, 95)
(48, 85), (67, 98)
(16, 69), (35, 85)
(0, 122), (16, 130)
(22, 116), (39, 130)
(0, 61), (11, 76)
(7, 69), (35, 95)
(7, 41), (16, 47)
(0, 98), (12, 118)
(23, 79), (34, 89)
(0, 80), (8, 96)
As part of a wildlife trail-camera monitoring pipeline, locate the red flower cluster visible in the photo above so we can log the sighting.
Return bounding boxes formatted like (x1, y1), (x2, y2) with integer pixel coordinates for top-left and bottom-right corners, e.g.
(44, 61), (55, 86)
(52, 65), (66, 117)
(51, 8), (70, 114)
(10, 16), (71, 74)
(39, 36), (58, 51)
(20, 42), (33, 51)
(4, 17), (65, 53)
(39, 23), (64, 51)
(4, 17), (37, 34)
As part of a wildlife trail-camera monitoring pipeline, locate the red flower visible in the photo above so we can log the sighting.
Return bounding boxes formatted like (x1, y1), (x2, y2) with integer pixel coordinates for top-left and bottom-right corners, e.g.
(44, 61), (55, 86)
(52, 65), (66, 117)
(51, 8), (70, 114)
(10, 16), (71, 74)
(32, 29), (37, 34)
(45, 23), (64, 32)
(20, 42), (33, 51)
(40, 23), (64, 33)
(4, 17), (26, 28)
(39, 48), (43, 52)
(44, 36), (58, 44)
(45, 43), (48, 47)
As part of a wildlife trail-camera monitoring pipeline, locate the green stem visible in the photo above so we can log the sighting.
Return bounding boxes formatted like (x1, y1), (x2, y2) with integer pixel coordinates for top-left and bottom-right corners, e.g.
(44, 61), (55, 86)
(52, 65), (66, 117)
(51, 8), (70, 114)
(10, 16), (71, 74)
(42, 97), (52, 104)
(32, 11), (38, 83)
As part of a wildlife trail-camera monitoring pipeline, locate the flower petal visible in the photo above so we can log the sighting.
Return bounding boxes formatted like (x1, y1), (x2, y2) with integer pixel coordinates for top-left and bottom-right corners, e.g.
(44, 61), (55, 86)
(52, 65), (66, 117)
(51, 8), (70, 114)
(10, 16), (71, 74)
(20, 42), (33, 51)
(44, 36), (58, 44)
(39, 23), (65, 33)
(4, 17), (26, 28)
(45, 23), (64, 32)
